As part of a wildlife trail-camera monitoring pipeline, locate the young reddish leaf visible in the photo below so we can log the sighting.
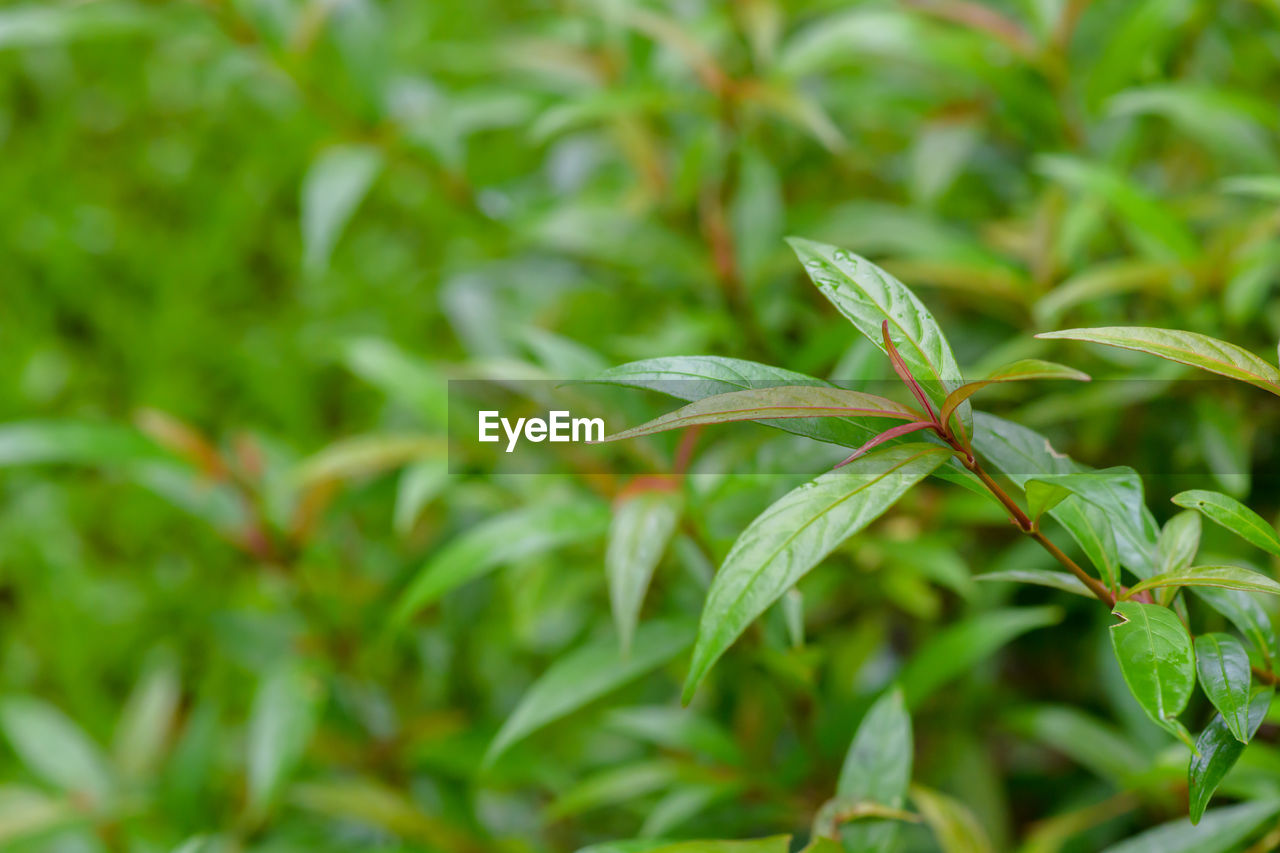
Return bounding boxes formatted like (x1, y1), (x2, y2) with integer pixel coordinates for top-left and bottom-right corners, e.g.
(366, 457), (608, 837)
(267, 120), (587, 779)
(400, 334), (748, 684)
(833, 421), (937, 468)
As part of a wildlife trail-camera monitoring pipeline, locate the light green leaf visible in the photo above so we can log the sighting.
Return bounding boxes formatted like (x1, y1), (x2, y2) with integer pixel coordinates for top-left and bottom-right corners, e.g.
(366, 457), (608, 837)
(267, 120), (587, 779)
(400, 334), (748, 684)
(0, 786), (79, 845)
(939, 360), (1088, 433)
(1194, 634), (1254, 742)
(1025, 479), (1071, 524)
(394, 457), (447, 534)
(1172, 490), (1280, 556)
(0, 4), (147, 49)
(341, 337), (446, 427)
(0, 698), (112, 806)
(1221, 175), (1280, 201)
(486, 620), (694, 766)
(1188, 689), (1273, 824)
(1126, 565), (1280, 599)
(301, 145), (383, 273)
(296, 434), (437, 485)
(975, 569), (1094, 598)
(607, 488), (683, 654)
(682, 444), (951, 702)
(837, 688), (912, 852)
(603, 706), (743, 766)
(787, 238), (969, 435)
(602, 386), (921, 443)
(1109, 85), (1276, 168)
(247, 662), (323, 815)
(899, 607), (1063, 709)
(1159, 511), (1201, 576)
(549, 760), (683, 820)
(910, 784), (993, 853)
(392, 499), (609, 624)
(0, 421), (165, 468)
(112, 655), (180, 778)
(1037, 328), (1280, 396)
(1100, 799), (1280, 853)
(1109, 601), (1196, 748)
(640, 783), (743, 838)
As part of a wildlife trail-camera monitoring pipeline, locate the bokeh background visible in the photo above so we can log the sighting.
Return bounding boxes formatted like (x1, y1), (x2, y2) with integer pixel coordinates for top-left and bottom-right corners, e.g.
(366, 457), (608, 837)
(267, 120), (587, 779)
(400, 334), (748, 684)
(4, 0), (1280, 850)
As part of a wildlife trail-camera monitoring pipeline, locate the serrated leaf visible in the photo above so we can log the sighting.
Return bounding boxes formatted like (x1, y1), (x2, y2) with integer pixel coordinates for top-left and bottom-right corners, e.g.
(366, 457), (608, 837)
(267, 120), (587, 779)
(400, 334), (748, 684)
(939, 360), (1089, 433)
(607, 488), (682, 654)
(1194, 633), (1253, 742)
(899, 607), (1063, 709)
(486, 620), (694, 766)
(1126, 565), (1280, 599)
(1100, 799), (1280, 853)
(837, 688), (912, 852)
(1172, 490), (1280, 556)
(1188, 690), (1273, 824)
(602, 386), (921, 443)
(975, 569), (1095, 598)
(392, 499), (609, 624)
(1109, 601), (1196, 748)
(1037, 328), (1280, 396)
(301, 145), (383, 273)
(0, 698), (112, 806)
(682, 444), (951, 702)
(1159, 511), (1201, 576)
(787, 238), (969, 436)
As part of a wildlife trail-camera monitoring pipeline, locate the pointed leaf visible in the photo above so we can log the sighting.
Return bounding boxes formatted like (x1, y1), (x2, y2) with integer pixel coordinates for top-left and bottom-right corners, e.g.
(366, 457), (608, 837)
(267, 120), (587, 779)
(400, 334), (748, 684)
(607, 488), (683, 653)
(837, 688), (912, 852)
(247, 662), (322, 815)
(975, 569), (1094, 598)
(910, 785), (994, 853)
(1159, 511), (1201, 575)
(1126, 565), (1280, 599)
(301, 145), (382, 272)
(1194, 633), (1254, 742)
(939, 360), (1089, 433)
(788, 238), (969, 435)
(1027, 468), (1159, 581)
(1109, 602), (1196, 748)
(392, 499), (609, 624)
(1100, 799), (1280, 853)
(1172, 490), (1280, 556)
(682, 444), (951, 702)
(1191, 586), (1279, 661)
(1188, 690), (1273, 824)
(486, 620), (694, 766)
(601, 386), (920, 443)
(0, 698), (112, 805)
(1037, 328), (1280, 395)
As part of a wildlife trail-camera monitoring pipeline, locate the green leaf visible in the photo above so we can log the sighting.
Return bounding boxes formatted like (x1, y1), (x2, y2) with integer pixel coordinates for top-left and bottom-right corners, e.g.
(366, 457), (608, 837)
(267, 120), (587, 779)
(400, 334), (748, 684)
(1025, 479), (1071, 524)
(1172, 490), (1280, 556)
(787, 238), (969, 435)
(1191, 586), (1279, 661)
(1188, 690), (1273, 824)
(837, 688), (912, 853)
(1109, 85), (1277, 169)
(899, 607), (1063, 709)
(486, 620), (694, 766)
(1221, 175), (1280, 201)
(0, 4), (148, 49)
(1005, 705), (1148, 784)
(1037, 328), (1280, 396)
(548, 760), (682, 820)
(1109, 601), (1196, 748)
(939, 359), (1089, 433)
(909, 784), (993, 853)
(1100, 799), (1280, 853)
(602, 386), (921, 443)
(0, 786), (79, 846)
(247, 663), (322, 816)
(0, 421), (165, 468)
(112, 655), (180, 779)
(301, 145), (383, 273)
(975, 569), (1095, 598)
(392, 499), (609, 624)
(1159, 511), (1201, 576)
(1126, 565), (1280, 599)
(1194, 634), (1254, 742)
(682, 444), (951, 702)
(607, 488), (683, 654)
(0, 697), (113, 806)
(1026, 468), (1159, 581)
(971, 413), (1125, 585)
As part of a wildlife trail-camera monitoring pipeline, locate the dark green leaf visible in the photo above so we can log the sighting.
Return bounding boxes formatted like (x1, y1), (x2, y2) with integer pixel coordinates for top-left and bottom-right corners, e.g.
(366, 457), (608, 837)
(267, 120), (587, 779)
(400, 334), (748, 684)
(1188, 690), (1273, 824)
(1126, 565), (1280, 599)
(1109, 602), (1196, 748)
(1194, 633), (1253, 742)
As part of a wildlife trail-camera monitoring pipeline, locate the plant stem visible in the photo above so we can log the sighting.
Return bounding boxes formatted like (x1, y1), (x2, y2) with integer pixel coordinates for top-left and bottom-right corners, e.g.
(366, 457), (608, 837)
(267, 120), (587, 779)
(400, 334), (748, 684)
(958, 449), (1116, 607)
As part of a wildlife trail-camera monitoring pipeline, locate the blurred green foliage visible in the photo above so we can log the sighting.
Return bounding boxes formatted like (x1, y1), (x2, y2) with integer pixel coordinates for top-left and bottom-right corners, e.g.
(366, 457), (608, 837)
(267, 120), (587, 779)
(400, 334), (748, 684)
(5, 0), (1280, 850)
